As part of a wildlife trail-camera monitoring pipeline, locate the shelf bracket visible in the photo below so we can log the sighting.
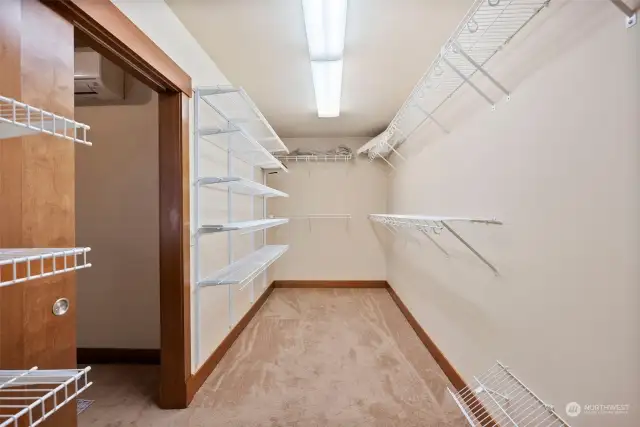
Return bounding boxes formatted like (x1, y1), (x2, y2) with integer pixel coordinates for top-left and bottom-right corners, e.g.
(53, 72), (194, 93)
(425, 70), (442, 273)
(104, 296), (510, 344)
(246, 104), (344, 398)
(442, 56), (496, 109)
(441, 221), (499, 275)
(451, 43), (511, 99)
(419, 228), (450, 257)
(415, 104), (450, 134)
(610, 0), (637, 27)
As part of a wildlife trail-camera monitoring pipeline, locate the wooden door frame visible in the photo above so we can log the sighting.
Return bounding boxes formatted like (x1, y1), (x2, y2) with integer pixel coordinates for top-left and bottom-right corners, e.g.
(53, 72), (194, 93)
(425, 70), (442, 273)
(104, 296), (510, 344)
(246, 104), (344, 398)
(42, 0), (193, 409)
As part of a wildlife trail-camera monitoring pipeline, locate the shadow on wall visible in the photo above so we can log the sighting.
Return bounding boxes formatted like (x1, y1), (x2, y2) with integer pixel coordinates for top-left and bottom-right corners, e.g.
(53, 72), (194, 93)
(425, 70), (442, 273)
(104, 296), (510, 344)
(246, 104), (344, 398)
(371, 222), (503, 355)
(398, 0), (612, 161)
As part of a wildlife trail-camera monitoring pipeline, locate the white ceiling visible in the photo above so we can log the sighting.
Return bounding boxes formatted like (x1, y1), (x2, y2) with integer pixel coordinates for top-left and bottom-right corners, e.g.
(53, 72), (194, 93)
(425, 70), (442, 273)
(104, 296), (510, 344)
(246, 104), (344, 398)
(167, 0), (473, 138)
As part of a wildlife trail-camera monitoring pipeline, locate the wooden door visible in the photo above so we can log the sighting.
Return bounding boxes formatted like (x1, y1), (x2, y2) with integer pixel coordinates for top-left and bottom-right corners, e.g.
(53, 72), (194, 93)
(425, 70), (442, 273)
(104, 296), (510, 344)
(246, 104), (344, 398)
(0, 0), (78, 425)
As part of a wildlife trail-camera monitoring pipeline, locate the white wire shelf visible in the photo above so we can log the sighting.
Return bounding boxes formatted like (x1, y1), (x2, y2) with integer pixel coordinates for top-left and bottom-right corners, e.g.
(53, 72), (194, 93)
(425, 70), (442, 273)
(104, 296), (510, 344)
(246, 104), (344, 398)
(448, 361), (570, 426)
(198, 85), (288, 154)
(369, 214), (501, 274)
(0, 367), (92, 427)
(276, 154), (353, 162)
(0, 248), (92, 288)
(198, 245), (288, 288)
(198, 123), (288, 172)
(198, 218), (289, 235)
(359, 0), (549, 163)
(198, 176), (289, 198)
(0, 95), (91, 145)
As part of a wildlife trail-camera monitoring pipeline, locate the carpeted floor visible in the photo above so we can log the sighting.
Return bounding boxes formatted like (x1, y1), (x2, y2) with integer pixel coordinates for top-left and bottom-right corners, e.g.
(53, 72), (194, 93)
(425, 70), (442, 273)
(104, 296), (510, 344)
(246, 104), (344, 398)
(79, 288), (466, 427)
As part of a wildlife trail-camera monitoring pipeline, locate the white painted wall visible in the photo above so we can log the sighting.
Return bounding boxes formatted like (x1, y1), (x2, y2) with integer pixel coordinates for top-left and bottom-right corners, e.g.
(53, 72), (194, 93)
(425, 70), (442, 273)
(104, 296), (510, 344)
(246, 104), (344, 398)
(112, 0), (268, 372)
(384, 2), (639, 426)
(75, 81), (159, 349)
(267, 138), (387, 280)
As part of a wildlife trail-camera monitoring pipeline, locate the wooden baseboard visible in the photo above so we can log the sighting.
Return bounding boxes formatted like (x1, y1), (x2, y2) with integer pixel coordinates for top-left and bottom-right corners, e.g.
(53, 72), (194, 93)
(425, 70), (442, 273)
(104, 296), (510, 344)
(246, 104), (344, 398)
(273, 280), (389, 288)
(185, 283), (275, 403)
(77, 348), (161, 365)
(385, 284), (465, 390)
(386, 283), (497, 425)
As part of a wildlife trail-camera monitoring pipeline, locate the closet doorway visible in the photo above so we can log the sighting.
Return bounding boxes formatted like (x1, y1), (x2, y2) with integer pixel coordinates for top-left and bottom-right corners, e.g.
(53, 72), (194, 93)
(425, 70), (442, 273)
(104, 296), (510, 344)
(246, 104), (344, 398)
(42, 0), (194, 409)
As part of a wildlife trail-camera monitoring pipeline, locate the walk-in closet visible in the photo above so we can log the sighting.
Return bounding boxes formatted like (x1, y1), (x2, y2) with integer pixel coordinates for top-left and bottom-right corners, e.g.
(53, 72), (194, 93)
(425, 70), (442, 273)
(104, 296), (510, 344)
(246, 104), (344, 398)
(0, 0), (638, 426)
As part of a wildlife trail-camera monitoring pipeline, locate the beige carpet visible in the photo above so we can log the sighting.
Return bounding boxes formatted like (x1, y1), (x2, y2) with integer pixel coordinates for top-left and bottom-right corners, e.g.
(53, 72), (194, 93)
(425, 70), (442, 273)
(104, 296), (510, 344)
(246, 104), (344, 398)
(80, 288), (466, 427)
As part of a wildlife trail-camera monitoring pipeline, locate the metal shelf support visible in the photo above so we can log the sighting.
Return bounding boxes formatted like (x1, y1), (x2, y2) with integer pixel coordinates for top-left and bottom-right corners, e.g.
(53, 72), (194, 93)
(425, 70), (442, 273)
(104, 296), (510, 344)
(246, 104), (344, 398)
(610, 0), (637, 27)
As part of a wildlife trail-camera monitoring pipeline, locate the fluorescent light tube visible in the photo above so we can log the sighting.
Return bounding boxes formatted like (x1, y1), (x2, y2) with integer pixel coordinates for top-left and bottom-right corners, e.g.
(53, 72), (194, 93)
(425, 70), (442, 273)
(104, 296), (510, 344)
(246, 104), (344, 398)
(311, 60), (343, 118)
(302, 0), (348, 60)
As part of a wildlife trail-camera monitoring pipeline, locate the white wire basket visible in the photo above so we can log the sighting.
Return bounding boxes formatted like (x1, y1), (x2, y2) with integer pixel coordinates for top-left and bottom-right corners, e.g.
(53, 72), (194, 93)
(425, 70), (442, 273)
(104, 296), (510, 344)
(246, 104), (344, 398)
(448, 362), (570, 426)
(0, 248), (92, 288)
(0, 95), (91, 145)
(0, 367), (92, 427)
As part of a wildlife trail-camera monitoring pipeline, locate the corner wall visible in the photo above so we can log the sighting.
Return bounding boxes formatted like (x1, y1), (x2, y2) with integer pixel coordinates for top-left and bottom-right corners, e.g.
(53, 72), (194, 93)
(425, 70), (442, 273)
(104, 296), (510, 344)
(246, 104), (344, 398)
(267, 138), (387, 280)
(385, 2), (639, 426)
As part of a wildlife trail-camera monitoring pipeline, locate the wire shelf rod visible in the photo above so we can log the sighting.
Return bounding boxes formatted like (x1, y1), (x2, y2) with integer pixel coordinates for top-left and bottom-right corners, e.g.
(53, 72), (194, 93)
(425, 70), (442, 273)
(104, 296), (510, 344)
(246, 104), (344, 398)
(0, 367), (92, 427)
(361, 0), (549, 162)
(197, 218), (289, 235)
(0, 95), (91, 144)
(448, 362), (571, 426)
(198, 245), (288, 288)
(0, 248), (92, 288)
(197, 176), (289, 198)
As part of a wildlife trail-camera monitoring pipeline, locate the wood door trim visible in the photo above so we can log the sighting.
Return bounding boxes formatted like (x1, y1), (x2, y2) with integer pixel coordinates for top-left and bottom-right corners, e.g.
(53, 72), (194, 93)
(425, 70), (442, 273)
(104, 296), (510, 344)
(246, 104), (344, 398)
(41, 0), (192, 96)
(158, 92), (191, 409)
(273, 280), (389, 288)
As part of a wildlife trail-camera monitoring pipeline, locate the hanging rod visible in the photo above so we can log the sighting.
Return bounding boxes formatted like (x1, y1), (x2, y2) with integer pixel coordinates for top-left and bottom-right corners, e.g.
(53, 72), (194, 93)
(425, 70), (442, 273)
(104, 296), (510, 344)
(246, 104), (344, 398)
(369, 214), (501, 274)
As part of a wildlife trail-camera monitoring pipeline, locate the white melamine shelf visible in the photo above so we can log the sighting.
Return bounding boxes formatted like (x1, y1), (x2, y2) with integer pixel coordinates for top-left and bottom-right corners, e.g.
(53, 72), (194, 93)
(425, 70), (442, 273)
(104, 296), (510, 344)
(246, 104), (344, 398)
(198, 245), (289, 288)
(198, 218), (289, 235)
(360, 0), (549, 162)
(276, 154), (353, 162)
(0, 367), (92, 427)
(448, 361), (570, 426)
(0, 248), (92, 288)
(0, 95), (91, 145)
(198, 85), (289, 154)
(198, 177), (288, 198)
(198, 124), (288, 172)
(369, 214), (501, 274)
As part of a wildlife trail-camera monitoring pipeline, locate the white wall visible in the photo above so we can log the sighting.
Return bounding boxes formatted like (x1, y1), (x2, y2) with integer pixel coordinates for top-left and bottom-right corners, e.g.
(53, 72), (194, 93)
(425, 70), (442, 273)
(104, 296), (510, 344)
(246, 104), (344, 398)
(112, 0), (268, 371)
(268, 138), (387, 280)
(75, 81), (159, 349)
(385, 2), (639, 426)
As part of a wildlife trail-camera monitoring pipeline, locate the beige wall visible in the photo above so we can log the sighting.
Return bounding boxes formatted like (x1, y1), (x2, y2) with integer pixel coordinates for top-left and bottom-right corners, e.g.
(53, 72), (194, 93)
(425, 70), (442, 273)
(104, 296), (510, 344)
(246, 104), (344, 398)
(75, 83), (160, 349)
(385, 2), (639, 426)
(268, 138), (387, 280)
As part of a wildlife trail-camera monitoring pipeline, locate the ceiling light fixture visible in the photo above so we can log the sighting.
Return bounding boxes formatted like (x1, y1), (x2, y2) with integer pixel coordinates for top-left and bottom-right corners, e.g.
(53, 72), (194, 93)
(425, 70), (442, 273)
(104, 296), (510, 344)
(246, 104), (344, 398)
(302, 0), (348, 118)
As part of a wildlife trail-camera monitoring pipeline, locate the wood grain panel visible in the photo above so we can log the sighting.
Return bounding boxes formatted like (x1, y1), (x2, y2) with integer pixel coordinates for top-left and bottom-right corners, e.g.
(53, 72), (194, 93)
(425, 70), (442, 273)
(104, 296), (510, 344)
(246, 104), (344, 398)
(273, 280), (389, 288)
(42, 0), (192, 95)
(0, 1), (78, 426)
